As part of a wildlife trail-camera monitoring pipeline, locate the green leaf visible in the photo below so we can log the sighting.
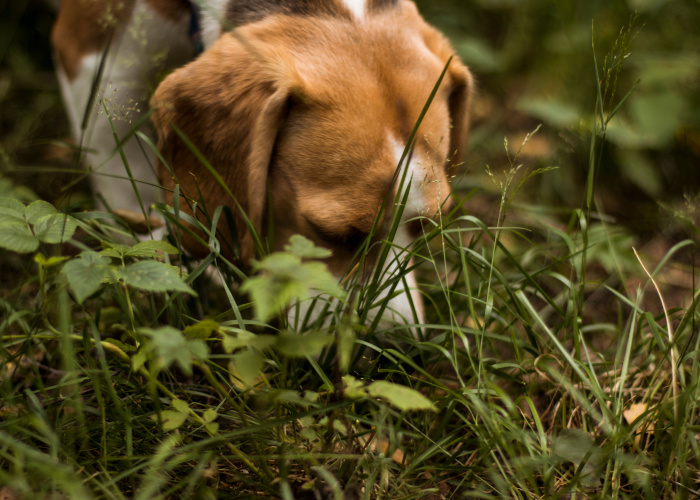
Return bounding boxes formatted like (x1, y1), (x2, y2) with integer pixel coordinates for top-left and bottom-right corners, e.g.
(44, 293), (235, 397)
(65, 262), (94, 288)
(157, 410), (188, 431)
(242, 252), (343, 322)
(33, 213), (78, 244)
(367, 381), (436, 412)
(243, 273), (307, 323)
(0, 197), (26, 221)
(35, 253), (70, 268)
(299, 427), (318, 441)
(342, 375), (368, 400)
(100, 244), (129, 258)
(629, 91), (685, 149)
(517, 98), (581, 129)
(25, 200), (57, 224)
(230, 349), (264, 388)
(125, 240), (180, 258)
(275, 332), (333, 358)
(284, 234), (332, 259)
(202, 408), (218, 423)
(333, 419), (348, 435)
(0, 180), (37, 203)
(132, 349), (148, 373)
(165, 263), (189, 281)
(184, 319), (220, 340)
(0, 221), (38, 253)
(100, 249), (124, 258)
(62, 252), (112, 304)
(171, 398), (189, 414)
(118, 260), (196, 295)
(221, 331), (276, 353)
(140, 326), (209, 376)
(634, 54), (700, 85)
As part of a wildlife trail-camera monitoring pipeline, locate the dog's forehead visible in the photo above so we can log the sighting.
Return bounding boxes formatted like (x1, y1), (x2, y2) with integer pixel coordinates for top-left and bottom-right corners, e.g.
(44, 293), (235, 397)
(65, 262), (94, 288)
(285, 67), (452, 168)
(288, 40), (451, 137)
(263, 9), (447, 89)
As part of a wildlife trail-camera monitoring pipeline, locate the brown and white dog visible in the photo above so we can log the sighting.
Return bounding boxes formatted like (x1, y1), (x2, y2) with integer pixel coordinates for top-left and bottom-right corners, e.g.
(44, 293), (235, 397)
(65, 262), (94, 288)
(52, 0), (472, 328)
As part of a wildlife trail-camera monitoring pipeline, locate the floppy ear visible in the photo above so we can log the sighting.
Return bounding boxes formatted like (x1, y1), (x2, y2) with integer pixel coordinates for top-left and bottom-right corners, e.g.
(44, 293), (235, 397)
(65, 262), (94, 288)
(151, 32), (295, 262)
(444, 61), (473, 170)
(405, 1), (474, 170)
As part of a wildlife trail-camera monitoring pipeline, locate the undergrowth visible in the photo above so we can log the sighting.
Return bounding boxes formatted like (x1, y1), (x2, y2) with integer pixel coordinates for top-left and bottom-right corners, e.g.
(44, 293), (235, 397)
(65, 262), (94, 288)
(0, 12), (699, 500)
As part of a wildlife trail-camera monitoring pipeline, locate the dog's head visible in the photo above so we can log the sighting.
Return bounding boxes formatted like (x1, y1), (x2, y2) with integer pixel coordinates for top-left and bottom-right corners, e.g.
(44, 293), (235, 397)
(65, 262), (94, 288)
(152, 1), (472, 318)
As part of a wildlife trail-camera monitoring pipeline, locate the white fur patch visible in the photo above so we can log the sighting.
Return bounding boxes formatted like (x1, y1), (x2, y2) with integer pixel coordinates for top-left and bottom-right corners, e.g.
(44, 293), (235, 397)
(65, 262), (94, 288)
(56, 53), (100, 141)
(200, 0), (231, 48)
(378, 224), (425, 327)
(340, 0), (366, 20)
(391, 137), (431, 218)
(288, 258), (424, 335)
(367, 136), (432, 331)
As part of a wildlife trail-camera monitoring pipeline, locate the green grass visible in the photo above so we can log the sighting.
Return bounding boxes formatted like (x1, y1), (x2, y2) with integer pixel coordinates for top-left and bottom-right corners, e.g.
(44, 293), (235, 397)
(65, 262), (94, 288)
(1, 2), (699, 499)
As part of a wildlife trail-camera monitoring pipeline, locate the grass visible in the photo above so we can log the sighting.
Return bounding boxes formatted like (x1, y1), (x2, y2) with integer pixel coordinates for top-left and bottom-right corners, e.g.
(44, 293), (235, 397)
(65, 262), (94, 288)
(1, 2), (699, 500)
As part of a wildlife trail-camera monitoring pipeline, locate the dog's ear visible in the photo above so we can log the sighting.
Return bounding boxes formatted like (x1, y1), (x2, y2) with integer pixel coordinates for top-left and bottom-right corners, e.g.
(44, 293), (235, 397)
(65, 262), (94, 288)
(151, 31), (299, 262)
(405, 1), (474, 170)
(443, 61), (472, 171)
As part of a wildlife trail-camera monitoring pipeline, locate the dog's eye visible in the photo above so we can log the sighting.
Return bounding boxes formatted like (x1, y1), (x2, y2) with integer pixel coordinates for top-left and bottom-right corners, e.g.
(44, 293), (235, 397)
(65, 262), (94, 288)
(306, 218), (368, 250)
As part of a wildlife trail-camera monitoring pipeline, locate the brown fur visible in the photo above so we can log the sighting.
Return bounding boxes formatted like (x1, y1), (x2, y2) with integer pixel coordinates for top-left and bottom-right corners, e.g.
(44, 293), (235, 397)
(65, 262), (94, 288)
(52, 0), (189, 80)
(151, 0), (472, 270)
(52, 0), (135, 79)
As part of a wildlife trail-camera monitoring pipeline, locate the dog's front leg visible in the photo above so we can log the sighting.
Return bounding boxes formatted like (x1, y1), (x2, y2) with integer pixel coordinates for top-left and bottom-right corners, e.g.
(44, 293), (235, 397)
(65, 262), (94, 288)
(52, 0), (194, 231)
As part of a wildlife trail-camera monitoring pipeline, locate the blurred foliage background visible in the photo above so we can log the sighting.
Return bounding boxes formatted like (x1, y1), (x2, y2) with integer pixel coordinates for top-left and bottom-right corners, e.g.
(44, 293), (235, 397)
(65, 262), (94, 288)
(1, 0), (698, 237)
(415, 0), (699, 238)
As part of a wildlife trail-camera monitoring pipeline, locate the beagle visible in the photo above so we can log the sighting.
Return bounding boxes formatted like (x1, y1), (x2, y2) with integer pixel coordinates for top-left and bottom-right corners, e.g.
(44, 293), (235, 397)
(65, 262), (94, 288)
(51, 0), (472, 328)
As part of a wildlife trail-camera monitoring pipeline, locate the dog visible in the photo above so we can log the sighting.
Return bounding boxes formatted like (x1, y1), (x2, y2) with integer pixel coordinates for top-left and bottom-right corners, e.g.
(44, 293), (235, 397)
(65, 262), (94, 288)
(51, 0), (472, 328)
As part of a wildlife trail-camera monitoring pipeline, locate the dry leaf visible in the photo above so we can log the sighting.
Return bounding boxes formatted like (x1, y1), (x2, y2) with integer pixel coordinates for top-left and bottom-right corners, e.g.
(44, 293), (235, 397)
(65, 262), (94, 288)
(359, 434), (405, 465)
(623, 403), (647, 425)
(623, 403), (652, 446)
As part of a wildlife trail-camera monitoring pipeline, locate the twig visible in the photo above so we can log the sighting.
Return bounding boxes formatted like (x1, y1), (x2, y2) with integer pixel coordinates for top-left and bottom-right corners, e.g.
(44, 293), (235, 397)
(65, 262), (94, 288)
(633, 248), (678, 421)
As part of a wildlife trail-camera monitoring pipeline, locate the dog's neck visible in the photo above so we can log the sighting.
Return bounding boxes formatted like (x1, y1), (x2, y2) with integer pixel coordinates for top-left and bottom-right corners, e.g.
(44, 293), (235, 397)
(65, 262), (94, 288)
(228, 0), (398, 25)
